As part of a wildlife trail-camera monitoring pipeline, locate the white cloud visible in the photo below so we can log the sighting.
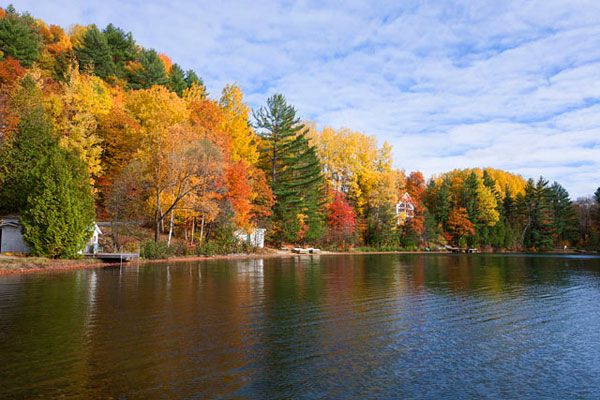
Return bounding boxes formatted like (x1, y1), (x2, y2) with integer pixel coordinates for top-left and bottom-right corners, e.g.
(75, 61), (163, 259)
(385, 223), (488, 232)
(10, 0), (600, 196)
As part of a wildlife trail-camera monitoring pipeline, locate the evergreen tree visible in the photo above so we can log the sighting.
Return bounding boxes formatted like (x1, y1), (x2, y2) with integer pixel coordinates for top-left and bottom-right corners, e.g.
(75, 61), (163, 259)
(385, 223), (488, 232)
(0, 8), (41, 66)
(253, 94), (326, 243)
(168, 63), (187, 96)
(519, 177), (554, 250)
(127, 48), (167, 89)
(433, 178), (451, 228)
(497, 185), (518, 249)
(0, 104), (94, 257)
(462, 172), (479, 221)
(74, 25), (115, 80)
(103, 23), (138, 78)
(548, 182), (578, 245)
(21, 143), (95, 258)
(461, 171), (479, 244)
(503, 186), (516, 219)
(277, 133), (326, 242)
(0, 77), (47, 212)
(423, 209), (443, 246)
(185, 69), (204, 90)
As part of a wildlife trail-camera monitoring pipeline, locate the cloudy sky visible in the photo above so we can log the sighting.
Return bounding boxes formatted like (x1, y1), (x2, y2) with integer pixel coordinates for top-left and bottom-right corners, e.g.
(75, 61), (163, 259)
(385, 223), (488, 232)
(10, 0), (600, 197)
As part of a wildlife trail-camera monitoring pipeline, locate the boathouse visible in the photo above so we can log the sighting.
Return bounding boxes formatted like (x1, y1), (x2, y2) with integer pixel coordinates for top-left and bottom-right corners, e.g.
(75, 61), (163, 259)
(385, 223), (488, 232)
(0, 215), (29, 254)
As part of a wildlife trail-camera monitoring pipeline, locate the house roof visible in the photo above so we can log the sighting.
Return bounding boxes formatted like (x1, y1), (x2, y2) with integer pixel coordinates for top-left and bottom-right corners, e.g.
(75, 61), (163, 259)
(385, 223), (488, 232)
(401, 192), (412, 202)
(0, 217), (20, 229)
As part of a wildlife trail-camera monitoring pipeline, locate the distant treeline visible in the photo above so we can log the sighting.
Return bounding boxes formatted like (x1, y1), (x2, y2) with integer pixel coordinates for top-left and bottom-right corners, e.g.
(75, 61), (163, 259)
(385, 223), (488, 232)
(0, 5), (598, 258)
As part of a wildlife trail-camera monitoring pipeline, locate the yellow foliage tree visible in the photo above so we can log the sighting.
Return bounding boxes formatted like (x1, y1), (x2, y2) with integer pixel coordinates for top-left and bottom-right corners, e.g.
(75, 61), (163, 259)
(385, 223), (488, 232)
(219, 84), (259, 165)
(476, 184), (500, 226)
(48, 68), (112, 182)
(137, 122), (224, 242)
(307, 125), (403, 215)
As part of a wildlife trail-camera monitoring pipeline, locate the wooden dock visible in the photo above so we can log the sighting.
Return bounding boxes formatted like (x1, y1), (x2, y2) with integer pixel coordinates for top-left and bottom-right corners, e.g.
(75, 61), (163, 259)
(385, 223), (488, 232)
(84, 253), (139, 263)
(292, 248), (321, 254)
(445, 246), (478, 254)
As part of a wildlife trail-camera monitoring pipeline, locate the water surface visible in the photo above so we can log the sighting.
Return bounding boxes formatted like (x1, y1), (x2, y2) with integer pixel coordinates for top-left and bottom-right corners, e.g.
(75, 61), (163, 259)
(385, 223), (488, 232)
(1, 254), (600, 398)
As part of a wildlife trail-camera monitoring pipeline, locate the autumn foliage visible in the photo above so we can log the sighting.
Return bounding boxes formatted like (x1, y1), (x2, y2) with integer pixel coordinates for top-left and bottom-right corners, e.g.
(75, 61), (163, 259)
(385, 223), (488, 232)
(325, 190), (356, 247)
(0, 5), (591, 253)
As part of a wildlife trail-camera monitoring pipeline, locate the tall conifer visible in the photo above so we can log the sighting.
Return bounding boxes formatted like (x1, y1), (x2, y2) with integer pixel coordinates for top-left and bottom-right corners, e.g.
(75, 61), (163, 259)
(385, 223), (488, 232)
(254, 94), (325, 243)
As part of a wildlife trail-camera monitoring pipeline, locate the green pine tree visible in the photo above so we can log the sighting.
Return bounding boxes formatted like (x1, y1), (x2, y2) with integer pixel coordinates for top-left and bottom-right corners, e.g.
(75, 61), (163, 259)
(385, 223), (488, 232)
(461, 171), (480, 245)
(74, 25), (115, 80)
(253, 94), (326, 244)
(548, 182), (578, 245)
(127, 48), (167, 89)
(519, 177), (554, 250)
(103, 23), (138, 79)
(168, 63), (187, 96)
(435, 178), (452, 228)
(0, 8), (41, 66)
(185, 69), (205, 91)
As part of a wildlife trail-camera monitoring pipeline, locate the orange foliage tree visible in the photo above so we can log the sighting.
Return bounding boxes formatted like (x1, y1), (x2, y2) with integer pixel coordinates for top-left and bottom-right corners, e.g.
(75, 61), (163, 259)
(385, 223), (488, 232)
(0, 58), (26, 140)
(447, 207), (475, 245)
(405, 171), (426, 235)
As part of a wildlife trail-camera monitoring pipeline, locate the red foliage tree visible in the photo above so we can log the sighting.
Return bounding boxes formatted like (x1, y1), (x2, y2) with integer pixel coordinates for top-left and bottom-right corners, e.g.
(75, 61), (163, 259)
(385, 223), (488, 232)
(326, 190), (356, 247)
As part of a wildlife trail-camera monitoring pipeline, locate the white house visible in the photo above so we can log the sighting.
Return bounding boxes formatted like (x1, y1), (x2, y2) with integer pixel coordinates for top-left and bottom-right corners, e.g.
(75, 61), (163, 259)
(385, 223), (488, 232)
(0, 214), (102, 255)
(84, 224), (103, 254)
(395, 192), (415, 225)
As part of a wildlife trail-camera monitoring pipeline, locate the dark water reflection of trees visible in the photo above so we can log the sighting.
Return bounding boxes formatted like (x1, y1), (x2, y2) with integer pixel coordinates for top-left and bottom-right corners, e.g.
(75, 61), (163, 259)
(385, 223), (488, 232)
(1, 254), (599, 398)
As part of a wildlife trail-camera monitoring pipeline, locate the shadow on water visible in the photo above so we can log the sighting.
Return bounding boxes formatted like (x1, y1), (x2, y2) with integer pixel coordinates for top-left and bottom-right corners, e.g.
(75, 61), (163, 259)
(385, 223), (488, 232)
(1, 254), (600, 398)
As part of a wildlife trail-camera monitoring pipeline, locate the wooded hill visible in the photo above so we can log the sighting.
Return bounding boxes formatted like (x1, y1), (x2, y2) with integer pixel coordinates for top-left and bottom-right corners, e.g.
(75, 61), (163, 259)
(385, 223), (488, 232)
(1, 5), (599, 257)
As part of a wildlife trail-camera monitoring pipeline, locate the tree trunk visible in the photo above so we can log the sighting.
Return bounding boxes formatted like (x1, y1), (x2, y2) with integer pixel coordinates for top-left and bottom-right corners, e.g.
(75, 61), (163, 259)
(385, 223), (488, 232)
(191, 216), (196, 245)
(199, 214), (205, 244)
(272, 145), (277, 184)
(167, 210), (175, 246)
(155, 189), (161, 242)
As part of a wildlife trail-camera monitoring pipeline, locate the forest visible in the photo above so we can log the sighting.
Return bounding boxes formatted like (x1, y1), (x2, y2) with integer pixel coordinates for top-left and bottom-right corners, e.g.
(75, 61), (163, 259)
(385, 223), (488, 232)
(0, 5), (599, 258)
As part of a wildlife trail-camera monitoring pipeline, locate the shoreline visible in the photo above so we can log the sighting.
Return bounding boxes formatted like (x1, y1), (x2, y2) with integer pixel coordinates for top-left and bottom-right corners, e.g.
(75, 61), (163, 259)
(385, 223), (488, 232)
(0, 249), (596, 276)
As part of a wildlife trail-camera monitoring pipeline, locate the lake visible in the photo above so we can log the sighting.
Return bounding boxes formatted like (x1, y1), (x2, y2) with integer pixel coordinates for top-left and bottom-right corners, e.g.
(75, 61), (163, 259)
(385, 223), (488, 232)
(1, 254), (600, 399)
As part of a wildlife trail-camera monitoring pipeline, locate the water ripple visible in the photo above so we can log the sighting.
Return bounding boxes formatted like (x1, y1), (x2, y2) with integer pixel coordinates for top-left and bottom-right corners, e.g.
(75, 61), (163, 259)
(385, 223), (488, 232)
(1, 254), (600, 398)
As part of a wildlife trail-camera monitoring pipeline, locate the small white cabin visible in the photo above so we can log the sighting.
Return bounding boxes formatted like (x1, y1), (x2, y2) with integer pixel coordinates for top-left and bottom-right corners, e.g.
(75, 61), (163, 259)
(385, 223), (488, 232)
(234, 228), (266, 248)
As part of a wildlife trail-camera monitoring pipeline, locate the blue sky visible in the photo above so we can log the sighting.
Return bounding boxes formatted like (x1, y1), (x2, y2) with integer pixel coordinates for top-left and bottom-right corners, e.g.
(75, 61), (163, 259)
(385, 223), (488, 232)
(9, 0), (600, 197)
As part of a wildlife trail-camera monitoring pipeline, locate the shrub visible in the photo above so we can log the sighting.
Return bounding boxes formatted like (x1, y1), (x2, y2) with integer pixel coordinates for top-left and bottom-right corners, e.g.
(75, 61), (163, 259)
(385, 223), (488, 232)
(140, 240), (170, 259)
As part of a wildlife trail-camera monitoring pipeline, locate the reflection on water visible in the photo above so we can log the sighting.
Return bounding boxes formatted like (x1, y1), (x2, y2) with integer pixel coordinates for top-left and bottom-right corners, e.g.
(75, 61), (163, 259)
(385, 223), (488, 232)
(1, 254), (600, 398)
